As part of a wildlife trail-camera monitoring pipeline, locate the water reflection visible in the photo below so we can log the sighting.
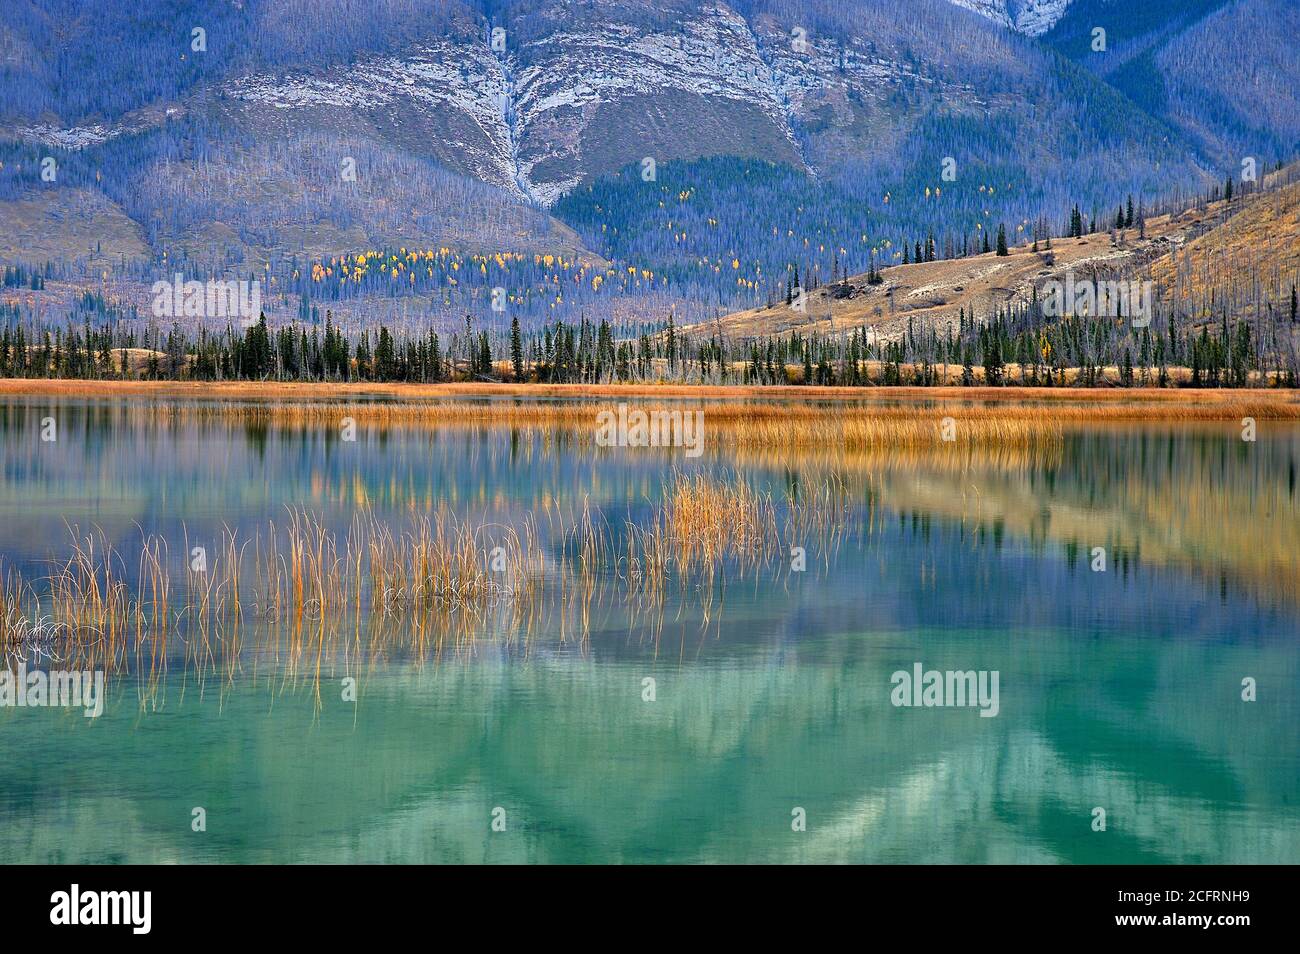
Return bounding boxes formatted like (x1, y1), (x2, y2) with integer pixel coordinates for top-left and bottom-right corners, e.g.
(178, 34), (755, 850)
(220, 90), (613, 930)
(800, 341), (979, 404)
(0, 398), (1297, 863)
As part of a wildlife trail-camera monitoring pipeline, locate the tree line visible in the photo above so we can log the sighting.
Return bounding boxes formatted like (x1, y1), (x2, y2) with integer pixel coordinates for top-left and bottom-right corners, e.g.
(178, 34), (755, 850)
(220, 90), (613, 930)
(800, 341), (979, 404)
(3, 290), (1296, 388)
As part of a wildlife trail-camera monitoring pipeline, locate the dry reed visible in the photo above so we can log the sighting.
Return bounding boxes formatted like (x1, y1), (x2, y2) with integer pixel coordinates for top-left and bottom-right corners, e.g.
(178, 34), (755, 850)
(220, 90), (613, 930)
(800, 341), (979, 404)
(0, 473), (849, 682)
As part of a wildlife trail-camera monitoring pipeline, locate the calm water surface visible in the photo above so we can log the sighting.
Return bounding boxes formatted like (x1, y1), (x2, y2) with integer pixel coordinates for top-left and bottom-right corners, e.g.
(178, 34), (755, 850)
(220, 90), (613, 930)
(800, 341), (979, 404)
(1, 397), (1297, 863)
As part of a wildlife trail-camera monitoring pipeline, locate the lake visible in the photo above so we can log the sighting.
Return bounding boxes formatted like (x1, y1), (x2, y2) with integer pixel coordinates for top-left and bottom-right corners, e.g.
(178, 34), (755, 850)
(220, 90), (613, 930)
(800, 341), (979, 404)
(1, 394), (1297, 863)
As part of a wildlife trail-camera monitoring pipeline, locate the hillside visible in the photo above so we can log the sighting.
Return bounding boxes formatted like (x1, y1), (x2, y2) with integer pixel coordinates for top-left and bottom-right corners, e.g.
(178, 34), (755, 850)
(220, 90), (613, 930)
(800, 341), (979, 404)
(1042, 0), (1300, 165)
(0, 188), (150, 270)
(700, 170), (1300, 343)
(1146, 168), (1300, 323)
(0, 4), (1215, 240)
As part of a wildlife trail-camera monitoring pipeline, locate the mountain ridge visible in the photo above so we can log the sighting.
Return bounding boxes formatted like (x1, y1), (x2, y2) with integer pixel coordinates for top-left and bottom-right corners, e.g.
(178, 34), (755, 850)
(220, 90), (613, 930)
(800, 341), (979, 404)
(0, 0), (1295, 333)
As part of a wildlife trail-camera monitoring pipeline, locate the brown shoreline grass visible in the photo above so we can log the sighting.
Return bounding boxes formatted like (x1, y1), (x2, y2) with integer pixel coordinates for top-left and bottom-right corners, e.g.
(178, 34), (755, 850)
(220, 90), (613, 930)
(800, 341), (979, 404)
(8, 382), (1299, 467)
(2, 376), (1299, 413)
(0, 473), (848, 679)
(101, 400), (1070, 450)
(10, 391), (1296, 462)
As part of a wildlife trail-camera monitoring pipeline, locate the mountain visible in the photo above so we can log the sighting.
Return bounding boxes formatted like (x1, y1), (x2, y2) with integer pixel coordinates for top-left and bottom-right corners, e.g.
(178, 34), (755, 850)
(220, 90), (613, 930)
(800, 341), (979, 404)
(1040, 0), (1300, 165)
(948, 0), (1300, 169)
(0, 0), (1296, 333)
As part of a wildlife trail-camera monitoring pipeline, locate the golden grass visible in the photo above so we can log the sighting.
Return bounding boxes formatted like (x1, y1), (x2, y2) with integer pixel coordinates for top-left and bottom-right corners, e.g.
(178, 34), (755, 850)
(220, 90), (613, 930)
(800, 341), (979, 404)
(0, 473), (849, 683)
(20, 392), (1293, 470)
(4, 376), (1300, 409)
(656, 472), (848, 567)
(168, 399), (1070, 449)
(5, 379), (1297, 444)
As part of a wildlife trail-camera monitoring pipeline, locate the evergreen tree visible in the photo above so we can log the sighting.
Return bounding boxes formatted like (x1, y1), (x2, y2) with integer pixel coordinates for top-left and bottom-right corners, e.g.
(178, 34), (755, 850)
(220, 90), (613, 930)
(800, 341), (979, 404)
(375, 326), (396, 380)
(510, 316), (524, 381)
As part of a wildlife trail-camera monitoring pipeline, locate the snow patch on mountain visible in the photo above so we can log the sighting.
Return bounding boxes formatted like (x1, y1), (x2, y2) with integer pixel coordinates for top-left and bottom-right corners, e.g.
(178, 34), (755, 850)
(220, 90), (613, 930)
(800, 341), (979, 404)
(221, 3), (820, 206)
(509, 2), (959, 204)
(946, 0), (1073, 37)
(1014, 0), (1074, 36)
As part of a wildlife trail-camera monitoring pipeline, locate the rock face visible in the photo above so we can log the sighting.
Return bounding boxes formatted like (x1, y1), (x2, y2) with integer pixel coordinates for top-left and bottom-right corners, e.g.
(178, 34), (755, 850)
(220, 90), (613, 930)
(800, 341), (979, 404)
(209, 0), (991, 207)
(223, 38), (522, 199)
(505, 2), (801, 206)
(945, 0), (1074, 36)
(4, 0), (1288, 282)
(220, 2), (812, 206)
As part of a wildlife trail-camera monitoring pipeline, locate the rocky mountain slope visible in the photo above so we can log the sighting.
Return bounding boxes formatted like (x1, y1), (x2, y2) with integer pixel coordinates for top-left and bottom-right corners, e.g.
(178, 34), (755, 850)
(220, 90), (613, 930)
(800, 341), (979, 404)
(947, 0), (1074, 36)
(3, 0), (1216, 209)
(212, 0), (1005, 207)
(0, 0), (1296, 331)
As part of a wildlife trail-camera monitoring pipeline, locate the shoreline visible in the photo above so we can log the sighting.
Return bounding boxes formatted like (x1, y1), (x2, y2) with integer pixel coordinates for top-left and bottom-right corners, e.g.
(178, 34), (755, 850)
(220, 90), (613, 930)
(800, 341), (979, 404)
(3, 377), (1300, 409)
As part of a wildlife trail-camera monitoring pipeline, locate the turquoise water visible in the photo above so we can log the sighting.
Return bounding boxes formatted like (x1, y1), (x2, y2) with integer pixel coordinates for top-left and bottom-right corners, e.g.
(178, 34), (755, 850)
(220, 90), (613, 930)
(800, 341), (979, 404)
(1, 398), (1297, 863)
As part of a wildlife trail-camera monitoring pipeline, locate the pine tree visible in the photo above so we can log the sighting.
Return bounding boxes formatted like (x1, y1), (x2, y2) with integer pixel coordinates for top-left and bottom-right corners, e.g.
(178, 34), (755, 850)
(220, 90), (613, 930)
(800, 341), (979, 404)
(596, 318), (615, 379)
(375, 326), (396, 380)
(666, 314), (677, 372)
(510, 315), (524, 381)
(995, 224), (1008, 257)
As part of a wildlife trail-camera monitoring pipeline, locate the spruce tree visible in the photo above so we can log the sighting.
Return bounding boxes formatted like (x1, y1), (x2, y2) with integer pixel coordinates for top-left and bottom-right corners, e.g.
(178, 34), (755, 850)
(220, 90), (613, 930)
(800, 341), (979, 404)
(510, 315), (524, 381)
